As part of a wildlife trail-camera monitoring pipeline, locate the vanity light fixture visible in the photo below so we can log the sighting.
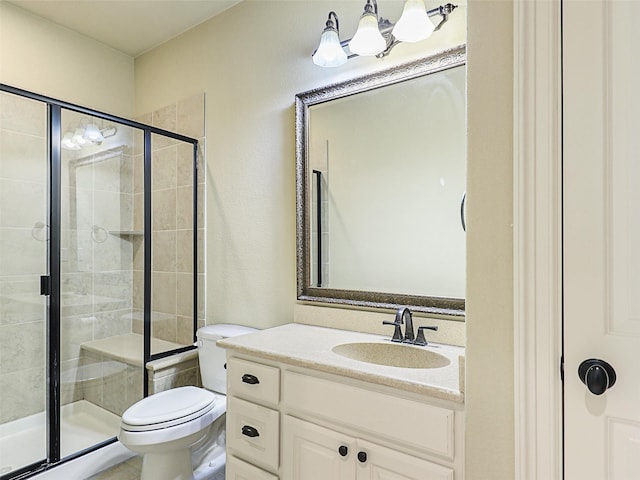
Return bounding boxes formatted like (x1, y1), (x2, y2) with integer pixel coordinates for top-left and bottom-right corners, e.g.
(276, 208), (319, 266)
(60, 122), (117, 151)
(312, 0), (457, 67)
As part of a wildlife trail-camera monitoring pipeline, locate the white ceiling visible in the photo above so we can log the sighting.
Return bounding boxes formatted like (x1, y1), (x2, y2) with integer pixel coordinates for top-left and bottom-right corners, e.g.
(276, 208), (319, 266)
(6, 0), (242, 57)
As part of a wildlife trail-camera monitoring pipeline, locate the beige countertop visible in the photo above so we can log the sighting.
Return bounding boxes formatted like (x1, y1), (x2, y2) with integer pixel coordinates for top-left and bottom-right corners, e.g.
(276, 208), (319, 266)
(218, 323), (465, 404)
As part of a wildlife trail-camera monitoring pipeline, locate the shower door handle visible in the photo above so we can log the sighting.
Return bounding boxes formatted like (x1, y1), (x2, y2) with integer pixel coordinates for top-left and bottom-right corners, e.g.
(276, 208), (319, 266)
(40, 275), (51, 296)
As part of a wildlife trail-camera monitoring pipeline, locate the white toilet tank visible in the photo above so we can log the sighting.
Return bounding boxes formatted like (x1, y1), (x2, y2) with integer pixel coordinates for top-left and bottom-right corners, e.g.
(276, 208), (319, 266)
(196, 324), (256, 394)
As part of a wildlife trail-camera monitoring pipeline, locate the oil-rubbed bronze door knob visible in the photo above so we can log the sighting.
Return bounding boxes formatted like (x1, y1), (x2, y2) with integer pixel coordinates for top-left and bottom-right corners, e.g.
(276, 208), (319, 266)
(578, 358), (616, 395)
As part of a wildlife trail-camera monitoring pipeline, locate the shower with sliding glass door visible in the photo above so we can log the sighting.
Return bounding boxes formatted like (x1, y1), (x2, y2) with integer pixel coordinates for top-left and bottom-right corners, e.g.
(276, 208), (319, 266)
(0, 84), (201, 479)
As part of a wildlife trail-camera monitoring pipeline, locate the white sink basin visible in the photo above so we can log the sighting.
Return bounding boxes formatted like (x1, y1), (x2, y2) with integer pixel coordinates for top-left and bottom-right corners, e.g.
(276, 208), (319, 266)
(331, 342), (451, 369)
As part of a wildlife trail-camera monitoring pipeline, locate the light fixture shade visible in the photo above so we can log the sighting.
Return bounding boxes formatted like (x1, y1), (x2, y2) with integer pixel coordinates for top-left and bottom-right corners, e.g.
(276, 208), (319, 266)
(84, 123), (104, 143)
(349, 12), (386, 56)
(392, 0), (435, 43)
(72, 127), (87, 146)
(313, 28), (348, 67)
(61, 132), (81, 151)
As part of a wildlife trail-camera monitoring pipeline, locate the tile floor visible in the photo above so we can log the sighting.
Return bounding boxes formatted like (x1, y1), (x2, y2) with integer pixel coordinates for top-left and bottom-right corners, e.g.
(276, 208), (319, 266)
(86, 456), (141, 480)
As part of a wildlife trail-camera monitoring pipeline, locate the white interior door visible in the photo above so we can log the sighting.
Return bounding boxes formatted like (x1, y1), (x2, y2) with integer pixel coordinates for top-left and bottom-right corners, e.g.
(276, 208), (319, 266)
(563, 0), (640, 478)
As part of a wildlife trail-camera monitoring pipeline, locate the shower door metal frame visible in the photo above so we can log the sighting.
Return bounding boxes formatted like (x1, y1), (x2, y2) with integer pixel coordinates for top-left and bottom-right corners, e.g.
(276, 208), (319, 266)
(0, 83), (200, 480)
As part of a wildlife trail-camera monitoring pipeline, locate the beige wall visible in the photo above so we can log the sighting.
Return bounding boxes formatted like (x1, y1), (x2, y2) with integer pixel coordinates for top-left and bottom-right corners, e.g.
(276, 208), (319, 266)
(0, 1), (134, 117)
(465, 1), (514, 479)
(134, 0), (467, 331)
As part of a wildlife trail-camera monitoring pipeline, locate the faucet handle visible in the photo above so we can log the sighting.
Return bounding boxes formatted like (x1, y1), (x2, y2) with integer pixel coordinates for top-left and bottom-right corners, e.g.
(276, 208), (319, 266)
(382, 321), (403, 342)
(413, 326), (438, 346)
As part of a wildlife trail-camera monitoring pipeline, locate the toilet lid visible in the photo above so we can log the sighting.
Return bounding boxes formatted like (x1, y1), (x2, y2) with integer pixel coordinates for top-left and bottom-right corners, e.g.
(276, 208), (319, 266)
(122, 386), (216, 430)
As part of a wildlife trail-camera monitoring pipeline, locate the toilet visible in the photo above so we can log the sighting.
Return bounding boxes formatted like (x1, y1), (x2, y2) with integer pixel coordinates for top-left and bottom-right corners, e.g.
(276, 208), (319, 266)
(118, 324), (256, 480)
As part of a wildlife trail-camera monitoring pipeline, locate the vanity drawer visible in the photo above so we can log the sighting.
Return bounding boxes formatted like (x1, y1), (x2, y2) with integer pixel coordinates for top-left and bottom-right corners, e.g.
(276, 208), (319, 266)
(283, 370), (455, 460)
(228, 357), (280, 406)
(227, 396), (280, 471)
(226, 455), (279, 480)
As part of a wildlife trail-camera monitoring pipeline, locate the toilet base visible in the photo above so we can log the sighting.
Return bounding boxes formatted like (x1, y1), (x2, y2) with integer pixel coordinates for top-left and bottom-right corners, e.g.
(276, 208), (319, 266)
(141, 448), (194, 480)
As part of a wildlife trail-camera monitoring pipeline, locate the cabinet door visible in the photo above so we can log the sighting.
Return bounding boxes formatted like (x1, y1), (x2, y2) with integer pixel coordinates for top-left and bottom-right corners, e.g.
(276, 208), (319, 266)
(356, 439), (454, 480)
(283, 415), (355, 480)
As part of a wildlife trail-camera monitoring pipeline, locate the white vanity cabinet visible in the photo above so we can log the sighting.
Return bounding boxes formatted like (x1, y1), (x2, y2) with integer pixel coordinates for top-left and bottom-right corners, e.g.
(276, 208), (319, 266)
(224, 351), (464, 480)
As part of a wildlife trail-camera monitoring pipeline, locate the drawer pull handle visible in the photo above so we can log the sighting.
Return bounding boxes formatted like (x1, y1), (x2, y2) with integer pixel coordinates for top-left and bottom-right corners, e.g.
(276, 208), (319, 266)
(338, 445), (348, 457)
(357, 451), (367, 463)
(242, 374), (260, 385)
(241, 425), (260, 438)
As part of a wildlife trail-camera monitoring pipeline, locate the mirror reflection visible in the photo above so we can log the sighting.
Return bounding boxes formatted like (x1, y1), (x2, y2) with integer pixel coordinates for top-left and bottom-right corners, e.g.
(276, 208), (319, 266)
(296, 46), (466, 316)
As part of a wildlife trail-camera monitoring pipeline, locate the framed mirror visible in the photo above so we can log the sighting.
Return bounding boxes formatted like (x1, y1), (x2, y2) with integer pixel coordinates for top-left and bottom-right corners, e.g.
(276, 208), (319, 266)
(296, 45), (466, 317)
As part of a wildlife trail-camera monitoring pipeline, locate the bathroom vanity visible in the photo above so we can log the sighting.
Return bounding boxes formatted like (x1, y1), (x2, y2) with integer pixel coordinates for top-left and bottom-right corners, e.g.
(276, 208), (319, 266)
(218, 324), (465, 480)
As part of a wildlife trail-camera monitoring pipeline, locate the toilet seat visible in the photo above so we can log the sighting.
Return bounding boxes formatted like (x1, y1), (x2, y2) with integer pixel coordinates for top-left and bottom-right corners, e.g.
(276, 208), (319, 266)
(121, 386), (218, 432)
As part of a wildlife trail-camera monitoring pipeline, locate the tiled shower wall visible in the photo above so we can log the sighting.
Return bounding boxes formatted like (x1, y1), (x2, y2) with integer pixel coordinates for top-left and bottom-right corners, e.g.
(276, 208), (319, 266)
(0, 92), (206, 423)
(0, 93), (47, 423)
(132, 94), (206, 348)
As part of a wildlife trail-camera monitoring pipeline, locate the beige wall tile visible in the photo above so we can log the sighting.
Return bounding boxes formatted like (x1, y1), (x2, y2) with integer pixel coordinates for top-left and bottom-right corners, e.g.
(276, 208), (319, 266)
(176, 273), (193, 317)
(176, 143), (195, 187)
(0, 367), (45, 423)
(0, 130), (47, 182)
(0, 179), (46, 228)
(0, 320), (45, 373)
(152, 146), (177, 191)
(0, 92), (47, 137)
(151, 311), (176, 342)
(133, 270), (144, 310)
(0, 274), (44, 325)
(152, 188), (176, 230)
(176, 316), (194, 346)
(152, 230), (176, 272)
(133, 192), (144, 231)
(150, 367), (198, 394)
(132, 236), (144, 271)
(176, 230), (193, 273)
(152, 272), (176, 314)
(0, 228), (47, 275)
(176, 185), (193, 230)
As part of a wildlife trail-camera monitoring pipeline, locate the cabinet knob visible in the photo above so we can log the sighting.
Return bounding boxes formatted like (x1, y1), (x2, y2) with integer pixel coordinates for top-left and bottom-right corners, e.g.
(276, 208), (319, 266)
(357, 451), (367, 463)
(338, 445), (348, 457)
(241, 373), (260, 385)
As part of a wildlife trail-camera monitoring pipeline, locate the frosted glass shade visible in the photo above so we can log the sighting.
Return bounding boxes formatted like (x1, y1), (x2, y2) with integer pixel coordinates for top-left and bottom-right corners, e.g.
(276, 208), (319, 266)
(313, 28), (348, 67)
(72, 128), (87, 146)
(392, 0), (435, 43)
(349, 13), (386, 56)
(83, 123), (104, 143)
(61, 132), (81, 151)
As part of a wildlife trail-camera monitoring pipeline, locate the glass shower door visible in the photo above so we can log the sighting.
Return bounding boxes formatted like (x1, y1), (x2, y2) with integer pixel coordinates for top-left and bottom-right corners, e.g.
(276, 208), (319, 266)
(58, 109), (144, 458)
(0, 92), (48, 475)
(0, 84), (200, 479)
